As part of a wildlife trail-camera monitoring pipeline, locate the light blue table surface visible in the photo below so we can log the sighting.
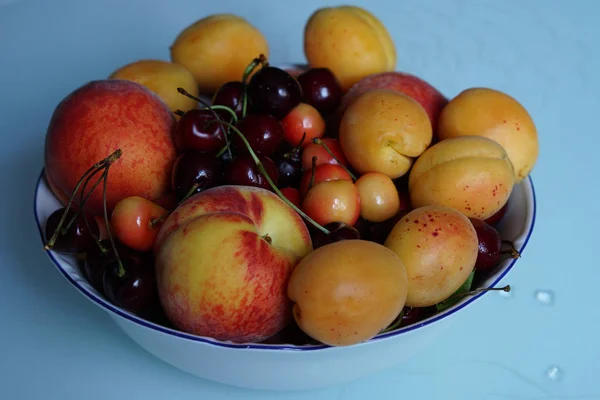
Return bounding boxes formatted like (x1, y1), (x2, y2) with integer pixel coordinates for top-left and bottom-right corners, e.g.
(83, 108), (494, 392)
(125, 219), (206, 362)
(1, 0), (598, 398)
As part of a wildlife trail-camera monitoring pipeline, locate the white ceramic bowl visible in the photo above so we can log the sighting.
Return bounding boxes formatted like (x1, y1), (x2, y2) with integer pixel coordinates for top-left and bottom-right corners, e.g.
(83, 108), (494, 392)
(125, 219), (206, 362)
(34, 169), (536, 391)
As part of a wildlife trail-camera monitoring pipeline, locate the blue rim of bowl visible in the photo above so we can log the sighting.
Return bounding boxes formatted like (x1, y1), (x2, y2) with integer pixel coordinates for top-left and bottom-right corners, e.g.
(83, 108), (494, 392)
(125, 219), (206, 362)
(34, 169), (536, 351)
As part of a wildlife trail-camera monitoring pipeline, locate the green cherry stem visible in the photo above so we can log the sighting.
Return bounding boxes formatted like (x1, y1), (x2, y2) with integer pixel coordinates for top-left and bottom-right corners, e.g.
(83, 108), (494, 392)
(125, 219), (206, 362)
(78, 166), (110, 254)
(210, 119), (331, 235)
(308, 156), (317, 192)
(242, 54), (267, 83)
(44, 148), (122, 250)
(209, 105), (238, 124)
(101, 164), (125, 278)
(448, 285), (511, 302)
(148, 183), (201, 229)
(312, 138), (357, 180)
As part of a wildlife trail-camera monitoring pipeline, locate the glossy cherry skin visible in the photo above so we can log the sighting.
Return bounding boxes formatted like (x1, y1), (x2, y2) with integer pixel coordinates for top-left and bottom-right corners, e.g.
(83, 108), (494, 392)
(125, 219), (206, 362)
(102, 250), (158, 317)
(280, 103), (325, 148)
(174, 109), (227, 154)
(84, 239), (129, 293)
(301, 138), (348, 170)
(299, 163), (353, 197)
(212, 81), (245, 119)
(296, 68), (343, 115)
(309, 221), (361, 250)
(272, 147), (303, 189)
(110, 196), (167, 252)
(233, 114), (284, 157)
(247, 66), (302, 119)
(280, 187), (301, 209)
(469, 218), (502, 271)
(45, 207), (99, 254)
(224, 154), (279, 191)
(400, 306), (436, 327)
(171, 151), (223, 201)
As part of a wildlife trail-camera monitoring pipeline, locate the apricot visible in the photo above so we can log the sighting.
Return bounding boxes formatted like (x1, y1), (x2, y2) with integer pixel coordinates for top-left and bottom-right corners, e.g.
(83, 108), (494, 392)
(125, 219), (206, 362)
(339, 89), (432, 178)
(355, 172), (400, 222)
(437, 87), (539, 182)
(170, 14), (269, 94)
(288, 240), (408, 346)
(303, 6), (396, 91)
(384, 206), (478, 307)
(109, 59), (199, 114)
(408, 136), (515, 220)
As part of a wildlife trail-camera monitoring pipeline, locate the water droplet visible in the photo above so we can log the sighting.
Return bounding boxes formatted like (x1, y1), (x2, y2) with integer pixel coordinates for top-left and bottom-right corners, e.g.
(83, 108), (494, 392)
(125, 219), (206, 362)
(534, 290), (554, 305)
(498, 287), (513, 298)
(545, 365), (563, 381)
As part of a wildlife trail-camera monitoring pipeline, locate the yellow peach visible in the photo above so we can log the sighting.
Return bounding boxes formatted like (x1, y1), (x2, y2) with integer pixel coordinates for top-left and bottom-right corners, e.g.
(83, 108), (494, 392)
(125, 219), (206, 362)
(437, 87), (539, 182)
(303, 6), (396, 91)
(339, 89), (433, 179)
(109, 59), (198, 114)
(170, 14), (269, 94)
(408, 136), (515, 220)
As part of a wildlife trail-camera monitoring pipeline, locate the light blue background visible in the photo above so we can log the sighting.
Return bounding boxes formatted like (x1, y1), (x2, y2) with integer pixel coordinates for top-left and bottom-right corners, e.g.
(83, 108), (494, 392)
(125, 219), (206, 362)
(1, 0), (598, 398)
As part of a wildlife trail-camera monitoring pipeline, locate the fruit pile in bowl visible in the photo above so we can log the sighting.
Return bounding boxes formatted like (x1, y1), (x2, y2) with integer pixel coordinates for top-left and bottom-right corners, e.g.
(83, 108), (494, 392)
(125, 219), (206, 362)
(35, 5), (537, 391)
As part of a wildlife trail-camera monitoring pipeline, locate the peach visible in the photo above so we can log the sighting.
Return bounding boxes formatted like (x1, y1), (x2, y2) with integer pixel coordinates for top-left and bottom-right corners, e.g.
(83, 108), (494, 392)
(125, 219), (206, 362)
(170, 14), (269, 94)
(338, 71), (449, 134)
(154, 185), (312, 343)
(355, 172), (400, 222)
(301, 180), (360, 227)
(339, 89), (433, 178)
(109, 59), (199, 114)
(384, 206), (478, 307)
(288, 240), (408, 346)
(44, 79), (177, 215)
(408, 136), (515, 220)
(437, 87), (539, 182)
(303, 6), (396, 91)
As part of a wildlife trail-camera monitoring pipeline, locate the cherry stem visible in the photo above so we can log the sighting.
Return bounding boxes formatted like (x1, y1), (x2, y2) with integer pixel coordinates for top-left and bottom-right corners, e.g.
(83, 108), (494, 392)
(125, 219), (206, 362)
(101, 164), (125, 278)
(44, 149), (122, 250)
(242, 54), (267, 83)
(209, 105), (238, 124)
(308, 156), (317, 192)
(78, 167), (109, 254)
(149, 183), (201, 228)
(210, 119), (331, 235)
(174, 109), (185, 117)
(312, 138), (357, 180)
(241, 54), (268, 119)
(284, 132), (306, 159)
(450, 285), (511, 301)
(501, 240), (521, 259)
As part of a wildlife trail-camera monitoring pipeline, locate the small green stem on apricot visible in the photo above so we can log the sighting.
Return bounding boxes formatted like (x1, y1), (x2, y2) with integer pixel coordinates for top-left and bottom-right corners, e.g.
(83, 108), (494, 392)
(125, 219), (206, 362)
(210, 119), (331, 235)
(312, 138), (357, 180)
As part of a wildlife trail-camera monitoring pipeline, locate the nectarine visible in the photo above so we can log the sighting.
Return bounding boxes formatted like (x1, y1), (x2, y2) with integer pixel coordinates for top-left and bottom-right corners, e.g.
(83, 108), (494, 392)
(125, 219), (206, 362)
(44, 79), (177, 215)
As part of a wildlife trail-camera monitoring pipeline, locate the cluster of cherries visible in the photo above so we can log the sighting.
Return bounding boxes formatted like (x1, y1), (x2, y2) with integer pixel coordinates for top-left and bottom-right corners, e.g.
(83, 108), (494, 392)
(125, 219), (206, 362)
(43, 54), (518, 343)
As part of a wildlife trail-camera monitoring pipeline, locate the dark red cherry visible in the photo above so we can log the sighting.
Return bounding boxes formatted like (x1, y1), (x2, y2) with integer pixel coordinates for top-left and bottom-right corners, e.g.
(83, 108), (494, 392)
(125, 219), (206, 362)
(296, 68), (343, 115)
(400, 306), (436, 327)
(272, 144), (303, 189)
(45, 207), (99, 253)
(83, 239), (129, 293)
(224, 154), (278, 191)
(174, 109), (227, 154)
(171, 151), (223, 201)
(212, 81), (245, 119)
(309, 221), (361, 249)
(484, 202), (508, 226)
(469, 218), (502, 271)
(247, 66), (302, 119)
(102, 250), (158, 316)
(232, 114), (284, 157)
